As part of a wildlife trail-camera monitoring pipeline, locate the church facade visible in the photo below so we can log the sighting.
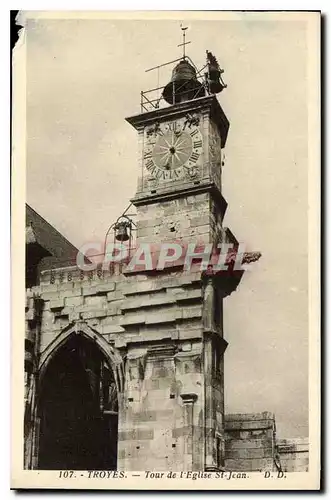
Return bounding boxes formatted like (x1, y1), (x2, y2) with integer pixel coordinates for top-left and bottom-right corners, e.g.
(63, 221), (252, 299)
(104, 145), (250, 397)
(24, 52), (308, 472)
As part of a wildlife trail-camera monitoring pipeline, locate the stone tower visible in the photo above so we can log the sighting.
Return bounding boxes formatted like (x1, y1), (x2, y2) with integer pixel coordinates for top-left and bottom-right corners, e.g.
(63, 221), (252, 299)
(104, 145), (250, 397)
(121, 56), (244, 471)
(24, 51), (255, 472)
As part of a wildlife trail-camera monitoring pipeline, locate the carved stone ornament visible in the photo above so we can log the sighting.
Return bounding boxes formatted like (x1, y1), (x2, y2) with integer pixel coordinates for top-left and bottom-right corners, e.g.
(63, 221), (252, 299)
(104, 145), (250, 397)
(146, 121), (161, 137)
(127, 349), (148, 381)
(186, 165), (200, 179)
(184, 112), (200, 129)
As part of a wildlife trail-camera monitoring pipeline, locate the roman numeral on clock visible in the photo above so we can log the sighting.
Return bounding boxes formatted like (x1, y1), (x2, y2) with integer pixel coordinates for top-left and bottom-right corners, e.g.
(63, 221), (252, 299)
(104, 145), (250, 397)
(144, 151), (152, 159)
(174, 167), (183, 178)
(190, 152), (200, 163)
(190, 129), (199, 137)
(161, 170), (172, 181)
(146, 159), (154, 170)
(193, 140), (202, 148)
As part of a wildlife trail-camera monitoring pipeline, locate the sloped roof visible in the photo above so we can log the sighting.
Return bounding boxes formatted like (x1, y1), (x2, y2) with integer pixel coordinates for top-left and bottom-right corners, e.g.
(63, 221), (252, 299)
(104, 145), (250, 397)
(26, 204), (78, 258)
(26, 204), (79, 270)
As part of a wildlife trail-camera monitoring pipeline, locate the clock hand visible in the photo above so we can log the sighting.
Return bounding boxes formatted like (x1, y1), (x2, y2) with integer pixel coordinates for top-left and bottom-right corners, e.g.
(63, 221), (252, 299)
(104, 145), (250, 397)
(171, 132), (175, 147)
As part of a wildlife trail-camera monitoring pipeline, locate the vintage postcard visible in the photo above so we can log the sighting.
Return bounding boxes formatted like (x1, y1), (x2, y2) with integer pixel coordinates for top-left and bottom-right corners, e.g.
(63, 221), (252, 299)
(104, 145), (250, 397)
(11, 10), (321, 490)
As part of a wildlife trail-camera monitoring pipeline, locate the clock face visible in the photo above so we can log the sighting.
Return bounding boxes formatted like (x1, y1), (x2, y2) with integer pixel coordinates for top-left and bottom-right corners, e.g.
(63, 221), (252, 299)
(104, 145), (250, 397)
(144, 119), (203, 182)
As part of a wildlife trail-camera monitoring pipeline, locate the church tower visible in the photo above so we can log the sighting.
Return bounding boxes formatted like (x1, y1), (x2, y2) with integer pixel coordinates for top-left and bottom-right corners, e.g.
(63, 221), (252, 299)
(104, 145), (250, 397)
(122, 43), (244, 471)
(24, 32), (260, 473)
(126, 55), (229, 248)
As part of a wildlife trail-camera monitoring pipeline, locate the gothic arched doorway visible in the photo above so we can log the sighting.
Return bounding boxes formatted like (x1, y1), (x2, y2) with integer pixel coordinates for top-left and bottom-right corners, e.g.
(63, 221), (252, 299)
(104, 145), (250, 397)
(37, 333), (118, 470)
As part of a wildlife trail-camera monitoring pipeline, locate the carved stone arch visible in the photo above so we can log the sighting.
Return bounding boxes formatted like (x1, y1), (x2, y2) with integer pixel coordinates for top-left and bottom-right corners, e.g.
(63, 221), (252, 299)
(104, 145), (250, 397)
(34, 320), (123, 471)
(38, 321), (125, 393)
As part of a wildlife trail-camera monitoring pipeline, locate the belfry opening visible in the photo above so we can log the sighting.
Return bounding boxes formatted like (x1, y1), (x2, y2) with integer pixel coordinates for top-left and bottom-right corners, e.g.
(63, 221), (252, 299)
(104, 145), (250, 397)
(37, 334), (118, 470)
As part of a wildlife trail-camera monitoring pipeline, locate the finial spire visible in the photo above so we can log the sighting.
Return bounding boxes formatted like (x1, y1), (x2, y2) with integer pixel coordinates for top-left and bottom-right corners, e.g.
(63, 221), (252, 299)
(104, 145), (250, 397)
(178, 24), (191, 59)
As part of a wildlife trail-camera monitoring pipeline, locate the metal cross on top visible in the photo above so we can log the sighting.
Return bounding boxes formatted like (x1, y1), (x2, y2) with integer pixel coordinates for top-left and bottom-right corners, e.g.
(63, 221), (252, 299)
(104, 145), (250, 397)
(178, 25), (191, 59)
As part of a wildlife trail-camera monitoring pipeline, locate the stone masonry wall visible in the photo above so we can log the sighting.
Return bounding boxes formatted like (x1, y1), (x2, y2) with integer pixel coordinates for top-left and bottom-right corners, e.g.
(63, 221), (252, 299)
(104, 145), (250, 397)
(119, 341), (205, 471)
(277, 438), (309, 472)
(136, 192), (213, 245)
(27, 261), (225, 471)
(224, 412), (277, 472)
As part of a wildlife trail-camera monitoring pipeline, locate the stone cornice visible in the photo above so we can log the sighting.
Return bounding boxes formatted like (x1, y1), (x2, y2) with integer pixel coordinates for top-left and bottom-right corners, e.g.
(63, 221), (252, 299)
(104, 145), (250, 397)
(131, 181), (228, 215)
(126, 95), (229, 148)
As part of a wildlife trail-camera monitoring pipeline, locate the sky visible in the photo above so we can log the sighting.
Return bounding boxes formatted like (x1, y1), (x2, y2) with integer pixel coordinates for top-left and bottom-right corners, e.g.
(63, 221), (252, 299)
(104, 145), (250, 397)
(22, 11), (313, 438)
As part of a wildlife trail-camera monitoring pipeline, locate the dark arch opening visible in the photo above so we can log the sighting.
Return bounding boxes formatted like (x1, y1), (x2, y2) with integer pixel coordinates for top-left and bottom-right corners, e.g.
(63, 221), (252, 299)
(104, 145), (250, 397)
(37, 334), (118, 470)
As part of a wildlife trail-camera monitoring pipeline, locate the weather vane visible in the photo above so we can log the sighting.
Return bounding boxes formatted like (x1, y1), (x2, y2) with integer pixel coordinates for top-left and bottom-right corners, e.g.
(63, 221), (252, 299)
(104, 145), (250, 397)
(178, 25), (191, 59)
